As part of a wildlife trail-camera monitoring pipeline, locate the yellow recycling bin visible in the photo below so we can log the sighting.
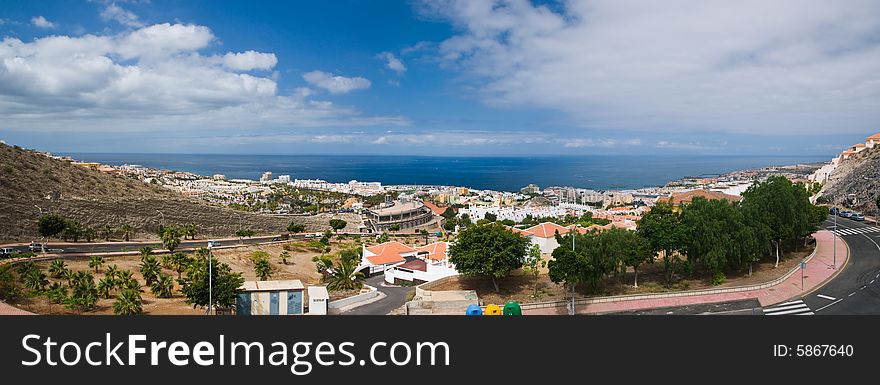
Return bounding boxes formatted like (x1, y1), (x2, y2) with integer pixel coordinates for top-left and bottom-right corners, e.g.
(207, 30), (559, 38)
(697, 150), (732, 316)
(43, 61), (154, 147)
(484, 304), (502, 316)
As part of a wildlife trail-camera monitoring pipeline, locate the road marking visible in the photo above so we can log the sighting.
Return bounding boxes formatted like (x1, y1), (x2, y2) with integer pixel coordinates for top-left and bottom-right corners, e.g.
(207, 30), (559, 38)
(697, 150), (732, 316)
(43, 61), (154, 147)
(816, 294), (836, 300)
(848, 292), (855, 297)
(764, 300), (813, 316)
(815, 298), (843, 312)
(872, 280), (876, 284)
(861, 286), (867, 290)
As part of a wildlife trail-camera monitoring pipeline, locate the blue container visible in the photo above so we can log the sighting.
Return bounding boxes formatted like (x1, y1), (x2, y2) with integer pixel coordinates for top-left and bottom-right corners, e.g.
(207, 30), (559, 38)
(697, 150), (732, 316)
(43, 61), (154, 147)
(466, 304), (483, 316)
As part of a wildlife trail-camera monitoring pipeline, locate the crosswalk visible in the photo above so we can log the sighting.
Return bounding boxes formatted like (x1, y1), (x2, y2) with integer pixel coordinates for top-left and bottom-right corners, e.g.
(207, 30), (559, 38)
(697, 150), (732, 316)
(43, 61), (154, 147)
(763, 300), (813, 315)
(830, 226), (880, 237)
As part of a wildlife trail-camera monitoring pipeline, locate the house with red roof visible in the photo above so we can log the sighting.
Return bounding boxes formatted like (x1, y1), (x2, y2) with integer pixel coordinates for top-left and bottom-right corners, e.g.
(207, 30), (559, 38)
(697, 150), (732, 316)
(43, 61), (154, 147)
(383, 241), (458, 285)
(358, 241), (417, 275)
(866, 133), (880, 149)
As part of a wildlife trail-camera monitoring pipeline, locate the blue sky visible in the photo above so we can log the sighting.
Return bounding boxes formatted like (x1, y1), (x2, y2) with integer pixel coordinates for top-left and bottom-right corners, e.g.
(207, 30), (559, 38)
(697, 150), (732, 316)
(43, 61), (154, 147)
(1, 0), (879, 156)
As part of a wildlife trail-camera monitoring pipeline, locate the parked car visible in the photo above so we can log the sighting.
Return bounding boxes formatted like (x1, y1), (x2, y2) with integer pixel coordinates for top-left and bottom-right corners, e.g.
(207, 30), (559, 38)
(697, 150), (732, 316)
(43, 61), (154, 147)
(28, 242), (44, 252)
(829, 207), (840, 216)
(0, 248), (15, 258)
(207, 240), (221, 248)
(840, 211), (853, 218)
(852, 213), (865, 221)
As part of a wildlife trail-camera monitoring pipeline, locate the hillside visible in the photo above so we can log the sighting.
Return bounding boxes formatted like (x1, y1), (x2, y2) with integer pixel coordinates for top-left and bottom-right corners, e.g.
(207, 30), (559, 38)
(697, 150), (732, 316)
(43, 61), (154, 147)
(819, 145), (880, 214)
(0, 144), (359, 243)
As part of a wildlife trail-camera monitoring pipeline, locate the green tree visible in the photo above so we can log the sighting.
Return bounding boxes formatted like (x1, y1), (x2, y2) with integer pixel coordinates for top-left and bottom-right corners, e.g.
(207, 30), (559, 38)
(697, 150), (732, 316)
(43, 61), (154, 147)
(389, 224), (401, 231)
(377, 232), (390, 243)
(37, 214), (67, 240)
(458, 214), (472, 228)
(88, 255), (105, 273)
(0, 265), (21, 301)
(48, 260), (68, 279)
(97, 275), (116, 299)
(120, 224), (133, 241)
(83, 227), (97, 242)
(105, 264), (120, 280)
(253, 257), (273, 281)
(46, 282), (68, 303)
(100, 224), (114, 241)
(60, 220), (84, 242)
(167, 252), (191, 279)
(740, 176), (805, 267)
(484, 213), (498, 222)
(161, 226), (182, 253)
(605, 228), (652, 287)
(280, 251), (290, 265)
(312, 255), (334, 275)
(236, 228), (255, 242)
(325, 257), (365, 291)
(637, 203), (682, 284)
(138, 246), (154, 261)
(522, 244), (546, 298)
(65, 271), (98, 313)
(151, 273), (174, 298)
(329, 219), (347, 233)
(420, 229), (429, 244)
(140, 255), (161, 286)
(178, 257), (244, 310)
(548, 240), (590, 315)
(287, 222), (306, 233)
(24, 268), (48, 291)
(113, 288), (143, 315)
(448, 222), (530, 292)
(183, 222), (198, 240)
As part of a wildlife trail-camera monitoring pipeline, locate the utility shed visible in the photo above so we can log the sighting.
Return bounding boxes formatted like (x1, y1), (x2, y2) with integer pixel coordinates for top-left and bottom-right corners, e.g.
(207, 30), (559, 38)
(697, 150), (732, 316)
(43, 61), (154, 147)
(307, 286), (330, 315)
(237, 280), (305, 315)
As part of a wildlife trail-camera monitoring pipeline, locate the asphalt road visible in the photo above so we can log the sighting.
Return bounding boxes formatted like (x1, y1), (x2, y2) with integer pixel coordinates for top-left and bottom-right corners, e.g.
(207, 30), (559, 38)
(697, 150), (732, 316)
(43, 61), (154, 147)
(606, 298), (763, 315)
(3, 235), (290, 255)
(800, 217), (880, 314)
(342, 275), (412, 315)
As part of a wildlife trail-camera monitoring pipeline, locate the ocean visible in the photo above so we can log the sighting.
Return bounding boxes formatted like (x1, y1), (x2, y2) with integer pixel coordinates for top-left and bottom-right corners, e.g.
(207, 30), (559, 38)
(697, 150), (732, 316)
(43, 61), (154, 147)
(63, 153), (830, 192)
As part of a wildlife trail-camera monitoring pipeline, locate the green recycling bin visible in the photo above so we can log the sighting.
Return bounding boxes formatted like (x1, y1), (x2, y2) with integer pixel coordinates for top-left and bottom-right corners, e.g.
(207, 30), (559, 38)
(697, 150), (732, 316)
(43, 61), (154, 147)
(503, 301), (522, 316)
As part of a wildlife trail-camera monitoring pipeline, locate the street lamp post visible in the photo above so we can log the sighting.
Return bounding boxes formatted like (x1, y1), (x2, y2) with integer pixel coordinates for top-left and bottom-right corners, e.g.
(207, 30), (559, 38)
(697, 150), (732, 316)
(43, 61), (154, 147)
(156, 209), (165, 226)
(833, 208), (837, 270)
(34, 205), (46, 254)
(207, 243), (213, 315)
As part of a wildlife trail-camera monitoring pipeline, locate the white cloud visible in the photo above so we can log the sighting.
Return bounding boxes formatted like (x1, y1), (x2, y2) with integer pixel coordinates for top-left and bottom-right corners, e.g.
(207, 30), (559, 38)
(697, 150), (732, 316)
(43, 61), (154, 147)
(563, 138), (642, 148)
(303, 71), (371, 94)
(31, 16), (56, 29)
(378, 52), (407, 74)
(420, 0), (880, 136)
(222, 50), (277, 71)
(100, 3), (144, 28)
(0, 23), (406, 132)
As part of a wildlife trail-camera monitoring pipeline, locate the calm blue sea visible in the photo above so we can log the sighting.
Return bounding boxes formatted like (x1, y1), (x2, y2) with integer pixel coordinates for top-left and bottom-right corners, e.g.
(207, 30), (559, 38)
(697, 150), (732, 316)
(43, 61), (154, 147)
(63, 153), (829, 192)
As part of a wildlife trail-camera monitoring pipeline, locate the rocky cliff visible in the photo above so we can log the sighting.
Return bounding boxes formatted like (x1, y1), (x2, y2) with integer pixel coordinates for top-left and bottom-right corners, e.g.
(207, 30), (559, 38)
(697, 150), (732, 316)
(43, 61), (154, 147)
(819, 146), (880, 214)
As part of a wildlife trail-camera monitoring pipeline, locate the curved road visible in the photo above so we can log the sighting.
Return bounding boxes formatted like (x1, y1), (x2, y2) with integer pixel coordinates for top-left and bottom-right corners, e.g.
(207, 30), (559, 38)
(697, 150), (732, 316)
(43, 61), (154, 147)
(801, 217), (880, 314)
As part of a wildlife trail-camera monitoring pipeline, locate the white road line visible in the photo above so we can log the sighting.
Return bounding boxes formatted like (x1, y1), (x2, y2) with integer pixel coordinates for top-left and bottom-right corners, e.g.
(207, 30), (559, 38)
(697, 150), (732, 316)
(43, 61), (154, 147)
(871, 280), (875, 284)
(848, 292), (855, 297)
(815, 298), (843, 312)
(765, 307), (812, 315)
(816, 294), (836, 300)
(861, 286), (867, 290)
(765, 303), (807, 312)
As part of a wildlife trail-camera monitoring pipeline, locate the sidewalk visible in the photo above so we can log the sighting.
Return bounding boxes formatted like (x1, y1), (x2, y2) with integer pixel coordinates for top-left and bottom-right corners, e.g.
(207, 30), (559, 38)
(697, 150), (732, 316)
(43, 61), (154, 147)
(525, 230), (847, 315)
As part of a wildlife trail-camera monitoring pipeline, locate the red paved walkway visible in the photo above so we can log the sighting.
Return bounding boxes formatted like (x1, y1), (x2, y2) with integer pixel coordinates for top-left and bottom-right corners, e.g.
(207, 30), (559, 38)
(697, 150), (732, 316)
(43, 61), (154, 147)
(525, 230), (847, 315)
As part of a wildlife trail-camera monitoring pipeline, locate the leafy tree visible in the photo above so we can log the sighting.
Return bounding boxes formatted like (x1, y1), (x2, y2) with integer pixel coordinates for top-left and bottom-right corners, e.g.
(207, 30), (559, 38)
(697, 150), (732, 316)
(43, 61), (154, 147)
(88, 255), (105, 273)
(637, 203), (682, 284)
(120, 224), (133, 241)
(60, 221), (84, 242)
(443, 217), (457, 232)
(37, 214), (67, 240)
(140, 255), (161, 286)
(161, 225), (182, 253)
(113, 288), (143, 315)
(522, 244), (546, 298)
(183, 222), (198, 240)
(100, 224), (114, 241)
(48, 260), (68, 278)
(458, 214), (472, 228)
(105, 264), (120, 280)
(499, 219), (516, 226)
(287, 222), (306, 233)
(476, 218), (491, 226)
(420, 229), (429, 244)
(389, 224), (401, 231)
(253, 255), (273, 281)
(377, 232), (390, 243)
(441, 207), (456, 220)
(325, 257), (365, 291)
(312, 255), (333, 276)
(167, 252), (191, 279)
(151, 273), (174, 298)
(178, 257), (244, 310)
(329, 219), (347, 233)
(448, 222), (530, 292)
(603, 228), (652, 287)
(236, 228), (255, 242)
(484, 213), (498, 222)
(280, 251), (290, 265)
(46, 282), (67, 303)
(65, 271), (98, 313)
(741, 176), (811, 267)
(0, 265), (21, 301)
(548, 240), (590, 315)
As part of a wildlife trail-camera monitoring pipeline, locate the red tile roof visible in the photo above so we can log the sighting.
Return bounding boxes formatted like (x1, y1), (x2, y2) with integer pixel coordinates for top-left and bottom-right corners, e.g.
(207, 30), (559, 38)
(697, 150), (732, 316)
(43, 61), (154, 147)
(365, 241), (413, 265)
(524, 222), (571, 238)
(416, 242), (448, 261)
(867, 133), (880, 140)
(397, 259), (427, 272)
(422, 201), (447, 216)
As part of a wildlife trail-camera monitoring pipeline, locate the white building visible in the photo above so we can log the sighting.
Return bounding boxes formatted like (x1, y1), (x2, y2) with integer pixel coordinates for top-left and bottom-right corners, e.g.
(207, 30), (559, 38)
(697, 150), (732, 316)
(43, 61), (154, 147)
(260, 171), (273, 182)
(236, 280), (304, 315)
(307, 286), (329, 315)
(384, 242), (458, 284)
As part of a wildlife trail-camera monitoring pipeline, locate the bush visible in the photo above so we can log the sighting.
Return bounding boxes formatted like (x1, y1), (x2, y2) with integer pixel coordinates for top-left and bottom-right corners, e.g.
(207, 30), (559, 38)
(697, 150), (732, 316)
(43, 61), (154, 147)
(712, 271), (726, 286)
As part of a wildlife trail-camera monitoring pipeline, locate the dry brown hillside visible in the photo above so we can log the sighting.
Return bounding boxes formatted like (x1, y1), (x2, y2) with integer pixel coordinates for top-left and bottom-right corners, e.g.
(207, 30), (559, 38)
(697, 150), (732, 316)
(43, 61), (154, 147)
(819, 145), (880, 214)
(0, 144), (359, 243)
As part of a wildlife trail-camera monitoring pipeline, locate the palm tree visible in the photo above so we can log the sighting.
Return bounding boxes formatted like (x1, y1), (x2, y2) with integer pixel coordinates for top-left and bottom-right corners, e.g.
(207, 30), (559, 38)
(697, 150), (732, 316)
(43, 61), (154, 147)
(280, 251), (290, 265)
(140, 255), (161, 286)
(254, 257), (273, 281)
(120, 224), (133, 242)
(100, 224), (114, 241)
(161, 226), (181, 252)
(169, 252), (191, 279)
(48, 260), (68, 278)
(46, 282), (67, 303)
(105, 264), (120, 280)
(183, 222), (198, 240)
(116, 270), (137, 290)
(61, 268), (75, 286)
(83, 227), (97, 242)
(325, 257), (365, 291)
(150, 273), (174, 298)
(112, 288), (143, 315)
(24, 269), (49, 291)
(88, 255), (105, 273)
(138, 246), (154, 261)
(97, 276), (116, 299)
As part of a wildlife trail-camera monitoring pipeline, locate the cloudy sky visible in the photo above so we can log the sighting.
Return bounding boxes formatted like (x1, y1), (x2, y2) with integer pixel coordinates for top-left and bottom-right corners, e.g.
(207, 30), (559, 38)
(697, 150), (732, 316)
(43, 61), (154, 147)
(1, 0), (879, 156)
